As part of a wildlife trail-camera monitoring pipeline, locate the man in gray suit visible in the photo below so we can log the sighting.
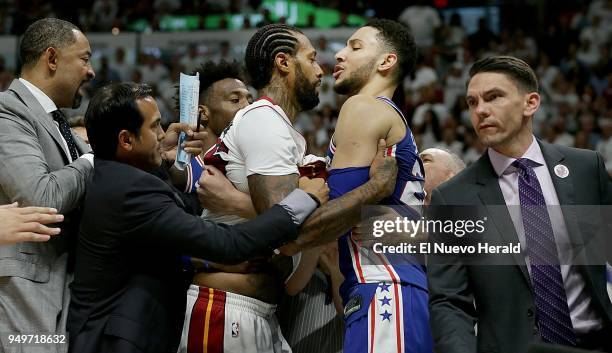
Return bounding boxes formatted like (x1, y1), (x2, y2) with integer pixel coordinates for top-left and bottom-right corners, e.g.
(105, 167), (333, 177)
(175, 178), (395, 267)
(428, 56), (612, 352)
(0, 19), (96, 352)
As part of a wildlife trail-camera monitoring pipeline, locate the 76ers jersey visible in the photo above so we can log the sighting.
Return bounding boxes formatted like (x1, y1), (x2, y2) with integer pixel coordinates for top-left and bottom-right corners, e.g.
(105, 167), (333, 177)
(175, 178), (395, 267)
(326, 96), (427, 300)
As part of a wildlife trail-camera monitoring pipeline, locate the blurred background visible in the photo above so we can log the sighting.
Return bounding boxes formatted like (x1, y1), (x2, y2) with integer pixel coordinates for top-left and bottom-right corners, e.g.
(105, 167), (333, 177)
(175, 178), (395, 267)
(0, 0), (610, 175)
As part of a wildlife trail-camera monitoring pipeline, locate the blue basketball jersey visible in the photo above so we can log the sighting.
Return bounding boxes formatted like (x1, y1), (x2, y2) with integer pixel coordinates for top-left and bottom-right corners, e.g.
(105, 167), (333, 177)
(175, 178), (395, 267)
(326, 96), (427, 301)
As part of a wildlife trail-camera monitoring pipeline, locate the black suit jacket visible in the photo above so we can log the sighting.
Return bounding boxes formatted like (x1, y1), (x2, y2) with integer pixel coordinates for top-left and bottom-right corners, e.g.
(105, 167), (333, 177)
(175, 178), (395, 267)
(68, 159), (299, 353)
(427, 140), (612, 353)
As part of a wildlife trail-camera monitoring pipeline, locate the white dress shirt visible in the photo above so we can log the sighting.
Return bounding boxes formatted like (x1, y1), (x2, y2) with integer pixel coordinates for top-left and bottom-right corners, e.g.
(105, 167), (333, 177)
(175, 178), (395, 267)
(19, 78), (93, 166)
(487, 136), (602, 334)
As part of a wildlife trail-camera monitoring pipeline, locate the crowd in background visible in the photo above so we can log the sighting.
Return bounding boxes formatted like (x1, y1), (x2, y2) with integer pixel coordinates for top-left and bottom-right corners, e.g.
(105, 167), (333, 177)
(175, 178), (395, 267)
(0, 0), (610, 175)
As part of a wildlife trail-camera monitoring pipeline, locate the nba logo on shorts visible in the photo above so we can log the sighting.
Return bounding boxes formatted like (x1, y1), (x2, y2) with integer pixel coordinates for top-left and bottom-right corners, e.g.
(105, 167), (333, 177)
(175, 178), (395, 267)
(231, 322), (239, 337)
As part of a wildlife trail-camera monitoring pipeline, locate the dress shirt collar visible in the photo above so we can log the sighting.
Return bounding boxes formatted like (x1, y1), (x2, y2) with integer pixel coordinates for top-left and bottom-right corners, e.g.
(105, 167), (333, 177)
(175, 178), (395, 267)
(19, 77), (58, 114)
(487, 136), (546, 176)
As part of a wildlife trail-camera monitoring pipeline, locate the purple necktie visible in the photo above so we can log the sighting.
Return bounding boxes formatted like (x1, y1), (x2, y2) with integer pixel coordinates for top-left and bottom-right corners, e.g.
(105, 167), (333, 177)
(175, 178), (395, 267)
(52, 110), (80, 161)
(513, 158), (576, 345)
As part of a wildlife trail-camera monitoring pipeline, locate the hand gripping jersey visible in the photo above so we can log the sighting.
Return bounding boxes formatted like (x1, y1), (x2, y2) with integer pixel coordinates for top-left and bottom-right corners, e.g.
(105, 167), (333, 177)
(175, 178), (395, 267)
(326, 96), (427, 299)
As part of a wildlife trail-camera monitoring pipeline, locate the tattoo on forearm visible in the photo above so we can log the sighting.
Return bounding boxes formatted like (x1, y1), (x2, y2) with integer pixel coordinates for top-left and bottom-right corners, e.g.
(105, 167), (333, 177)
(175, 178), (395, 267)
(248, 174), (299, 214)
(297, 179), (381, 249)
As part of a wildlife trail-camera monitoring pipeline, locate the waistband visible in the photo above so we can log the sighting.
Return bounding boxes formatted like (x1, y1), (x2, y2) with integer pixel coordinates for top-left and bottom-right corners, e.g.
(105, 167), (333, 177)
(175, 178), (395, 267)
(188, 284), (277, 317)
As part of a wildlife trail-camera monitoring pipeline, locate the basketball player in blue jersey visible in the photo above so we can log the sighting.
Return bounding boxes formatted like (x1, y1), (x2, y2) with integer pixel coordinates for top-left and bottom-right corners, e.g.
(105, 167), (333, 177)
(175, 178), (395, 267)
(328, 19), (433, 353)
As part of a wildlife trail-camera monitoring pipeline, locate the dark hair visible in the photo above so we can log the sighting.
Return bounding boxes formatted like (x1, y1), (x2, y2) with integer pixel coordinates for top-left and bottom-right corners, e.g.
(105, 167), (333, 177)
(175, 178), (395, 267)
(85, 82), (152, 159)
(365, 18), (417, 83)
(468, 56), (538, 93)
(19, 18), (80, 69)
(244, 24), (303, 89)
(174, 60), (243, 110)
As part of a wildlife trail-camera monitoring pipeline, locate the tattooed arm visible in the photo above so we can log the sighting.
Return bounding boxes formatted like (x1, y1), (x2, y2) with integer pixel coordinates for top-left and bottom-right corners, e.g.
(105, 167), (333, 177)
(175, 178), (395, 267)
(248, 173), (322, 293)
(247, 174), (299, 213)
(279, 139), (397, 255)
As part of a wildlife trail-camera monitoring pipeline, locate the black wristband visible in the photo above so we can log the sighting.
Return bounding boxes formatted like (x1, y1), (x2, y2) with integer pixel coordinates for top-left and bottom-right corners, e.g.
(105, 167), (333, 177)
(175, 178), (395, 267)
(306, 192), (321, 208)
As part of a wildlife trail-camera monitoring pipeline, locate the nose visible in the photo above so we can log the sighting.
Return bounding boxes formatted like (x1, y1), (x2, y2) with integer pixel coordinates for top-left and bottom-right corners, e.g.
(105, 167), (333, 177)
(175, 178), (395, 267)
(158, 126), (165, 141)
(473, 99), (489, 118)
(315, 63), (323, 79)
(334, 48), (346, 62)
(87, 65), (96, 81)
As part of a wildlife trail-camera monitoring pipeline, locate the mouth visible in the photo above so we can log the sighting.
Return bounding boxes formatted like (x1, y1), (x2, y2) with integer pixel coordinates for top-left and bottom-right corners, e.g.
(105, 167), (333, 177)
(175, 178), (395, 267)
(333, 65), (344, 80)
(478, 122), (497, 131)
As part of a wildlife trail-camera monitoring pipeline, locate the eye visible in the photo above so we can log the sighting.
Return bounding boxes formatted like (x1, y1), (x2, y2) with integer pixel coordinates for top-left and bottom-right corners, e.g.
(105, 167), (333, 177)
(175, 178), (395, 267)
(487, 93), (501, 102)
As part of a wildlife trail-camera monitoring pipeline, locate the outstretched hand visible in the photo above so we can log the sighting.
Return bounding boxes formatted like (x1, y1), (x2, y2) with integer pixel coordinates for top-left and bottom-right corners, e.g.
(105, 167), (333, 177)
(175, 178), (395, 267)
(0, 203), (64, 246)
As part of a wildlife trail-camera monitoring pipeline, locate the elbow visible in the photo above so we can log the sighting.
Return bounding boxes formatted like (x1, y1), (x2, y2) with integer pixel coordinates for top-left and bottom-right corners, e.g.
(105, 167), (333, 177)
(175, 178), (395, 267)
(19, 192), (65, 211)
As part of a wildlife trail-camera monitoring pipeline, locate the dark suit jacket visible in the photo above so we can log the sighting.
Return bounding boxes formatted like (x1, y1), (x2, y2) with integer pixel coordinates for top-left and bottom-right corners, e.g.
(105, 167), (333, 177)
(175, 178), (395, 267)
(68, 159), (299, 353)
(427, 140), (612, 353)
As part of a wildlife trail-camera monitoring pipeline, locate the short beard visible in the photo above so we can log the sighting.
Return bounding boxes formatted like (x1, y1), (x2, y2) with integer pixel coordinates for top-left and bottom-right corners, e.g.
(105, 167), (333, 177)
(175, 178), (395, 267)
(295, 64), (320, 111)
(333, 58), (376, 96)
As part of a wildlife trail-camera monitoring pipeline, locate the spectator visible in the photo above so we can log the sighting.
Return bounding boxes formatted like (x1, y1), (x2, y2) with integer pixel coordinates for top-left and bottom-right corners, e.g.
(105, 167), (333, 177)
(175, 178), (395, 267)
(179, 43), (201, 73)
(596, 118), (612, 175)
(91, 56), (120, 89)
(110, 47), (134, 81)
(90, 0), (118, 31)
(436, 125), (464, 157)
(468, 17), (498, 55)
(140, 53), (169, 84)
(397, 0), (441, 48)
(211, 40), (235, 63)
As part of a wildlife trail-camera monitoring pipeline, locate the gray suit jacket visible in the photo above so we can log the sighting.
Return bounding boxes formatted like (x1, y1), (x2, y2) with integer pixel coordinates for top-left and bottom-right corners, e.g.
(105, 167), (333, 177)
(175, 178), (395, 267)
(427, 140), (612, 353)
(0, 79), (92, 347)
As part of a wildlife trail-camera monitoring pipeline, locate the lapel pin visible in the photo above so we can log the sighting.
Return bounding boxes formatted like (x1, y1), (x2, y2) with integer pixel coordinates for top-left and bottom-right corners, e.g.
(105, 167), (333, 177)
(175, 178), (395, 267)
(554, 164), (569, 178)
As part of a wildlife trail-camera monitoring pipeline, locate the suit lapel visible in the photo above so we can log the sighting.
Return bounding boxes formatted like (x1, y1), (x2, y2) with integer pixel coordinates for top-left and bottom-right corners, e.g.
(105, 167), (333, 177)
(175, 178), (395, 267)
(8, 80), (71, 162)
(538, 141), (588, 260)
(474, 153), (532, 287)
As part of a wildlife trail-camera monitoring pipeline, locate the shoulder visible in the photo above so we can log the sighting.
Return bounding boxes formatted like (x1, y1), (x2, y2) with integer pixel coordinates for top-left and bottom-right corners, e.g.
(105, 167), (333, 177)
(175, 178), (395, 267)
(340, 95), (390, 116)
(0, 90), (28, 117)
(336, 95), (394, 134)
(233, 102), (287, 133)
(93, 160), (169, 194)
(240, 101), (285, 121)
(434, 153), (490, 200)
(541, 141), (600, 169)
(438, 162), (480, 193)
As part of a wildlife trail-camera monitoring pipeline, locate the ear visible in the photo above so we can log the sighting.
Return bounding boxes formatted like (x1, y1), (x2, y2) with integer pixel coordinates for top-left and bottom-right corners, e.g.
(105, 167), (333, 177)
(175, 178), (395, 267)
(273, 52), (292, 75)
(117, 130), (135, 152)
(523, 92), (540, 117)
(198, 105), (210, 129)
(378, 53), (398, 76)
(45, 47), (59, 72)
